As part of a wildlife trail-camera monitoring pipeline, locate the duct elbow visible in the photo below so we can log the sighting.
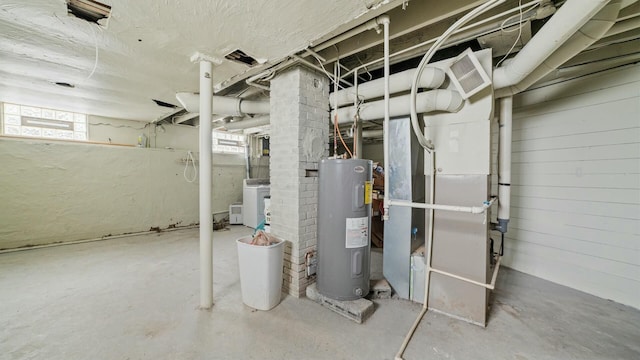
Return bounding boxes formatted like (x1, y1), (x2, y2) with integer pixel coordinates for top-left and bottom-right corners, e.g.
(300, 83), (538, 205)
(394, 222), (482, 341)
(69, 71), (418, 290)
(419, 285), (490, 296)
(430, 89), (464, 113)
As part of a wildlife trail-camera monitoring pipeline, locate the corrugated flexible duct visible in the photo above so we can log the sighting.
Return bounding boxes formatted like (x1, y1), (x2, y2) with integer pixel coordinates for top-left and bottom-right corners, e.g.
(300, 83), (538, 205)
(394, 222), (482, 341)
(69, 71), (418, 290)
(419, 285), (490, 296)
(494, 0), (622, 97)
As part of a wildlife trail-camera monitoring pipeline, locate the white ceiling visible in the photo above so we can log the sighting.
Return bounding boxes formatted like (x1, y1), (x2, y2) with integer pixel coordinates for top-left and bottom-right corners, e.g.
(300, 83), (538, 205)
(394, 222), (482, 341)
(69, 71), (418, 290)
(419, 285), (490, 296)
(0, 0), (403, 121)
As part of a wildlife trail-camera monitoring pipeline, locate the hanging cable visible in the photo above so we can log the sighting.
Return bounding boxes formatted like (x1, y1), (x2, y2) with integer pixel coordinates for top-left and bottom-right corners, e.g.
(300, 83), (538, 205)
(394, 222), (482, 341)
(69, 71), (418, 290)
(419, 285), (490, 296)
(184, 150), (197, 183)
(408, 0), (507, 153)
(495, 0), (530, 68)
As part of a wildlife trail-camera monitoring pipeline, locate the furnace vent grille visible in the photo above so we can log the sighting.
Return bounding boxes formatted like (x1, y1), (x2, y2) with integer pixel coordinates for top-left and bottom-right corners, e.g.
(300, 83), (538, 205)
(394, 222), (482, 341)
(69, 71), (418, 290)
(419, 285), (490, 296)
(446, 49), (491, 99)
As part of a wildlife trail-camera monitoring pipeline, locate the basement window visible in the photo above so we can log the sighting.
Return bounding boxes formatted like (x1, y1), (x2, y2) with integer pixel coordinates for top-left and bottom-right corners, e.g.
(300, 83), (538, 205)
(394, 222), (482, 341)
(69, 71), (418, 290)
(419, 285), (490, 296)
(212, 130), (245, 154)
(1, 103), (88, 141)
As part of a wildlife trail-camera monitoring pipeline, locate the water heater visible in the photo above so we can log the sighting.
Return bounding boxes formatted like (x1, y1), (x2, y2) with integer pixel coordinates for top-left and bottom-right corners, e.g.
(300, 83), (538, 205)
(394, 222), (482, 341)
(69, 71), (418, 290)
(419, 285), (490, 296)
(317, 158), (373, 301)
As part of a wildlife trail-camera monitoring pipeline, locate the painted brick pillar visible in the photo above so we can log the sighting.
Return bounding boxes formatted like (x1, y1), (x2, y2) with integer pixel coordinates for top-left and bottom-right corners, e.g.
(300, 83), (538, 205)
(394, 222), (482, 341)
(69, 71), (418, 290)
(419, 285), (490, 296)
(270, 66), (329, 297)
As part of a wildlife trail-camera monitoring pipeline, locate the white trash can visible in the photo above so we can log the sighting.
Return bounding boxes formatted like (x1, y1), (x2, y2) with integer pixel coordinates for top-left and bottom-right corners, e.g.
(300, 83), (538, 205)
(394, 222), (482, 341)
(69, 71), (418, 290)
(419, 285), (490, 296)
(236, 236), (285, 310)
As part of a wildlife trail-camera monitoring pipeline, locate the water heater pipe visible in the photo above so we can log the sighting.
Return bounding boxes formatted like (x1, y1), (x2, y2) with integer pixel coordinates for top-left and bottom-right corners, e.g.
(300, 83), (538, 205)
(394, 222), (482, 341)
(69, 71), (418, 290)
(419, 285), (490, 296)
(199, 61), (214, 309)
(381, 16), (391, 221)
(335, 90), (464, 124)
(497, 97), (513, 233)
(494, 0), (622, 97)
(330, 67), (446, 108)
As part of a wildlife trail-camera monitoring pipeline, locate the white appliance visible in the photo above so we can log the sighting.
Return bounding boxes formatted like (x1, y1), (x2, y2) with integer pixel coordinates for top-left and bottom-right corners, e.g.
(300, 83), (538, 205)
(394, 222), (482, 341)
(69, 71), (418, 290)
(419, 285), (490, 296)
(229, 203), (243, 225)
(242, 179), (270, 229)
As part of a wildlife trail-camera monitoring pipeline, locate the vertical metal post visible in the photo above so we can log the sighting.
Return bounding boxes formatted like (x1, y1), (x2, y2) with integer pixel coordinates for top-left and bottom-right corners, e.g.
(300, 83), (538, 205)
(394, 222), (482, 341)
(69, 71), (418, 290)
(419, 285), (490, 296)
(199, 60), (213, 309)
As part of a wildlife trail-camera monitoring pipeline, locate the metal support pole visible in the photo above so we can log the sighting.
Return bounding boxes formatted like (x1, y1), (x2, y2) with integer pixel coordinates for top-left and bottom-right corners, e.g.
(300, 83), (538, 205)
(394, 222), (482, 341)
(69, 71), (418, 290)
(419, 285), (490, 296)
(199, 60), (213, 309)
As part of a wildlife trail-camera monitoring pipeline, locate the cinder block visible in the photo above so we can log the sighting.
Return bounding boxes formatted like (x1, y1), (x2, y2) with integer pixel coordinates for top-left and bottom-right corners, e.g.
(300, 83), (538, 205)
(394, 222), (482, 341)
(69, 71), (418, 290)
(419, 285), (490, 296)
(305, 283), (375, 324)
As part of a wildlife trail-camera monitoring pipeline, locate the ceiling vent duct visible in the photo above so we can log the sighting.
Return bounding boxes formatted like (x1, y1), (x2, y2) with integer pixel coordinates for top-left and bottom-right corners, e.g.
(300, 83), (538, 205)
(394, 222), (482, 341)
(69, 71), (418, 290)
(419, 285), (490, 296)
(66, 0), (112, 25)
(446, 49), (491, 99)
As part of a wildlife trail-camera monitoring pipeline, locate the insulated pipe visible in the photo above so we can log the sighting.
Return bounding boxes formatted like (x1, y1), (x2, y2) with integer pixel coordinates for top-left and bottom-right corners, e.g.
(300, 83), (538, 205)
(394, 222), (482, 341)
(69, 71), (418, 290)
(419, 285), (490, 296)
(497, 97), (513, 233)
(223, 116), (270, 130)
(497, 0), (623, 97)
(330, 67), (446, 108)
(175, 92), (270, 116)
(382, 16), (390, 221)
(335, 90), (464, 124)
(493, 0), (618, 93)
(199, 61), (214, 309)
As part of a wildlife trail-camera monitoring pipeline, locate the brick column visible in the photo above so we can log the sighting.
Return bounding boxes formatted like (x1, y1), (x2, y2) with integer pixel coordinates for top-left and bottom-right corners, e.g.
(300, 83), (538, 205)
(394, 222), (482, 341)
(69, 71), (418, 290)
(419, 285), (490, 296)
(270, 66), (329, 297)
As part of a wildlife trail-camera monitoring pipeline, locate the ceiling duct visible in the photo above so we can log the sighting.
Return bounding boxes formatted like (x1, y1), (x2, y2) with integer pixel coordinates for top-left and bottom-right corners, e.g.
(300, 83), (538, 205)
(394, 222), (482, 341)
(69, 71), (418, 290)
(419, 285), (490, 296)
(446, 49), (492, 99)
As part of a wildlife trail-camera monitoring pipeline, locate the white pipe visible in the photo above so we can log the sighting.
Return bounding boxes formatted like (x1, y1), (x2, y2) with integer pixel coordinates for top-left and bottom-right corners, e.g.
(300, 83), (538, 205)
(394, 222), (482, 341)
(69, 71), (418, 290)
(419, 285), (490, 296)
(494, 0), (621, 97)
(335, 90), (463, 124)
(199, 61), (214, 309)
(311, 15), (389, 53)
(497, 97), (512, 231)
(176, 92), (270, 116)
(381, 16), (391, 221)
(362, 129), (383, 138)
(330, 67), (446, 108)
(223, 116), (270, 130)
(430, 256), (502, 290)
(388, 198), (495, 215)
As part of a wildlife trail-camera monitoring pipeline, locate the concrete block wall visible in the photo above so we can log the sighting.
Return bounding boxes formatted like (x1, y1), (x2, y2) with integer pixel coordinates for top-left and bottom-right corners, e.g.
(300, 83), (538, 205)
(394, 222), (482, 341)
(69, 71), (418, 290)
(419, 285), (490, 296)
(270, 66), (329, 297)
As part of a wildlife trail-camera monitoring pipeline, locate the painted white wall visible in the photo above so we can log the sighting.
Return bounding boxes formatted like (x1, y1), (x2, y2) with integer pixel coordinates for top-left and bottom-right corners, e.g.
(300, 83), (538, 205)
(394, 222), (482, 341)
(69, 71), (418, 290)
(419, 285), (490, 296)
(0, 115), (247, 249)
(498, 64), (640, 309)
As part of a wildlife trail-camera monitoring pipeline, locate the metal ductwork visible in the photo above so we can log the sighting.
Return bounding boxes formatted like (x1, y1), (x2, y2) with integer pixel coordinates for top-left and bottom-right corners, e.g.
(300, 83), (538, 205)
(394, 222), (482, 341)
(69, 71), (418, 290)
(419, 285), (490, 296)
(223, 115), (270, 130)
(494, 0), (623, 97)
(330, 67), (446, 107)
(335, 89), (463, 124)
(176, 92), (270, 116)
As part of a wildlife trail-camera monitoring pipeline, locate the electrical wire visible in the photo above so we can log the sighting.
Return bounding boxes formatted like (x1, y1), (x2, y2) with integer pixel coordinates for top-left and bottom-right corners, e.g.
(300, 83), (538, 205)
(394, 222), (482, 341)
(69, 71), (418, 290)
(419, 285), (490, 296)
(496, 0), (529, 68)
(183, 150), (197, 183)
(408, 0), (507, 153)
(85, 24), (100, 81)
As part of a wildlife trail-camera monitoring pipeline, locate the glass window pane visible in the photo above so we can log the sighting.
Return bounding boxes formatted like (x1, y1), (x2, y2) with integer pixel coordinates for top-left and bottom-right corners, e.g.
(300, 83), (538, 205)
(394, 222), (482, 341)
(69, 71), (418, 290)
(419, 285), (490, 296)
(73, 132), (87, 140)
(21, 106), (42, 117)
(42, 108), (56, 119)
(4, 103), (20, 115)
(55, 111), (73, 122)
(4, 125), (21, 135)
(74, 122), (86, 132)
(55, 129), (74, 139)
(74, 113), (86, 123)
(4, 114), (21, 125)
(22, 126), (42, 137)
(42, 128), (56, 138)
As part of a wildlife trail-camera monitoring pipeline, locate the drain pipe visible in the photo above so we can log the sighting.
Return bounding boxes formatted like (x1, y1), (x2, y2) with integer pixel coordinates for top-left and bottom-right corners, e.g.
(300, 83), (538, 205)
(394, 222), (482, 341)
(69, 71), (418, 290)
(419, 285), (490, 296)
(497, 97), (513, 233)
(198, 60), (214, 309)
(381, 15), (391, 221)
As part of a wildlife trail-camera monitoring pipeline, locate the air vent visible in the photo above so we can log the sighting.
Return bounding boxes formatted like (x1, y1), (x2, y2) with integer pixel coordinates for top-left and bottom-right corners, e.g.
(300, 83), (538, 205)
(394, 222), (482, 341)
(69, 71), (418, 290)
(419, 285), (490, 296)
(224, 49), (258, 66)
(67, 0), (111, 25)
(446, 49), (491, 99)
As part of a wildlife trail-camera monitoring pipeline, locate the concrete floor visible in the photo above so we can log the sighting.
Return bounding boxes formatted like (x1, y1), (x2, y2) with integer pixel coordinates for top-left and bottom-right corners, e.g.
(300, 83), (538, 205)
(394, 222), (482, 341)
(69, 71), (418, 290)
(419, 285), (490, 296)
(1, 226), (638, 360)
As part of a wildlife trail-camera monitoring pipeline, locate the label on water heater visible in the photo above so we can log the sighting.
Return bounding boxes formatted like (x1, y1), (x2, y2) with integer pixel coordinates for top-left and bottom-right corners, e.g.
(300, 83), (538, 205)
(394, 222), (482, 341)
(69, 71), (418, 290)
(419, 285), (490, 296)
(345, 217), (369, 248)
